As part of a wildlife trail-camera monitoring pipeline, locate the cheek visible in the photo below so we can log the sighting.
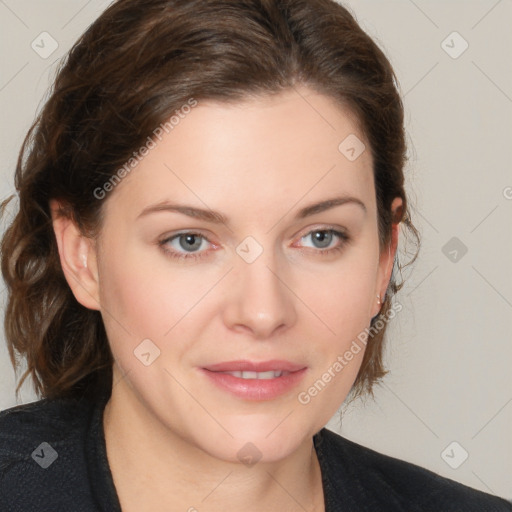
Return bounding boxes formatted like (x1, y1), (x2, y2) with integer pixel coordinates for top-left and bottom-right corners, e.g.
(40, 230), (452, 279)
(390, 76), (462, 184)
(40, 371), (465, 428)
(296, 271), (374, 414)
(96, 244), (221, 366)
(96, 245), (170, 361)
(296, 252), (378, 342)
(98, 243), (191, 331)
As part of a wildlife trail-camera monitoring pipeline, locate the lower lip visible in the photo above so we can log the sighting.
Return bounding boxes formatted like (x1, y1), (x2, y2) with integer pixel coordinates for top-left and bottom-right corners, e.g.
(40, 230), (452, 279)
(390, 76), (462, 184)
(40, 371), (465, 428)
(200, 368), (308, 401)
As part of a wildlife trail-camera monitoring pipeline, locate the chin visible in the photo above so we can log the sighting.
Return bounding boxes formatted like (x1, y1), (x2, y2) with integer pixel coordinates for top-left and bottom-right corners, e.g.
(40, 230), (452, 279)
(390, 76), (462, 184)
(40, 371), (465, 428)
(197, 414), (316, 464)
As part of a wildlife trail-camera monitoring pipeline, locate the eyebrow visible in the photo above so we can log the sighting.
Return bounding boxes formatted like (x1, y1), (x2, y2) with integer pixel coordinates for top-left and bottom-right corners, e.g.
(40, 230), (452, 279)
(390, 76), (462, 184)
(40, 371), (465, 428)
(136, 195), (366, 224)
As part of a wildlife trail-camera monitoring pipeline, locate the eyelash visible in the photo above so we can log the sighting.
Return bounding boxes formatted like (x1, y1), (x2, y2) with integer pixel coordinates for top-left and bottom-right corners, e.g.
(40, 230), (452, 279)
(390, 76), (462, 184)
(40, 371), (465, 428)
(158, 228), (350, 262)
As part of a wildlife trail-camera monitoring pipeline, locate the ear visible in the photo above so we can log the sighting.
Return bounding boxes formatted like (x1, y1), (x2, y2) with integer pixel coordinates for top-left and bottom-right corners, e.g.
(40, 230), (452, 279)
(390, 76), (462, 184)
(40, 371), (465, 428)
(370, 197), (403, 318)
(50, 199), (101, 311)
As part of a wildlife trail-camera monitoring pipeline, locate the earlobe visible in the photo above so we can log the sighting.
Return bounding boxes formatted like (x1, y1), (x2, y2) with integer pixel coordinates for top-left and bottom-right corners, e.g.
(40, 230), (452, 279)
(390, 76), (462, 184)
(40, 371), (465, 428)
(50, 200), (101, 311)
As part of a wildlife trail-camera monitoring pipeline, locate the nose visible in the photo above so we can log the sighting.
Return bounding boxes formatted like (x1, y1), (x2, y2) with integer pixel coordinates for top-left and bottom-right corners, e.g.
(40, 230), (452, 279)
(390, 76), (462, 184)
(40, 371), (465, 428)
(221, 249), (297, 339)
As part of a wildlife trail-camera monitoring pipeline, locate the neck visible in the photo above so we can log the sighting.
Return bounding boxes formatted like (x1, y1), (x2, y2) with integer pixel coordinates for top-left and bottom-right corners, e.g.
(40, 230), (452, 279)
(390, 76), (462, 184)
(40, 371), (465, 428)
(102, 373), (325, 512)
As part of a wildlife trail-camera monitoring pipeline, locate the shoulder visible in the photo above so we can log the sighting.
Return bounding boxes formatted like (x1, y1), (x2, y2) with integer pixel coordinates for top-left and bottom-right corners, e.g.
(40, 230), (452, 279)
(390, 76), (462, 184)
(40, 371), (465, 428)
(315, 428), (512, 511)
(0, 394), (90, 461)
(0, 394), (97, 510)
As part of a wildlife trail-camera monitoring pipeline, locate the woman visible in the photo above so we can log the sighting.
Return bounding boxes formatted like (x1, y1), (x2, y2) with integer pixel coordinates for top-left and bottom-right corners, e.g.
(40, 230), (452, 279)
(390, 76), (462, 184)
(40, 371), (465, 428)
(0, 0), (510, 510)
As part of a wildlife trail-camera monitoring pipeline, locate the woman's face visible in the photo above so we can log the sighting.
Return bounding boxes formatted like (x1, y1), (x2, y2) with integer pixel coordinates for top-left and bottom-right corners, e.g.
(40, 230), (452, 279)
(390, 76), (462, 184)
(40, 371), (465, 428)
(81, 87), (398, 462)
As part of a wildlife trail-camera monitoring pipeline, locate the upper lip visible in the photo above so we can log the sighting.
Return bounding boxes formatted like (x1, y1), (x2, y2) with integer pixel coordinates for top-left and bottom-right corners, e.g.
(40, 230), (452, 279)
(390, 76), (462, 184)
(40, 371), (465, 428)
(203, 360), (307, 372)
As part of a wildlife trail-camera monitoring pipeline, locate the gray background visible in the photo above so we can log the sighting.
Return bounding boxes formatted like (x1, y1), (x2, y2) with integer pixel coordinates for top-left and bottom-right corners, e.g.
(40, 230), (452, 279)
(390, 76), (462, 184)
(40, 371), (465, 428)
(1, 0), (511, 500)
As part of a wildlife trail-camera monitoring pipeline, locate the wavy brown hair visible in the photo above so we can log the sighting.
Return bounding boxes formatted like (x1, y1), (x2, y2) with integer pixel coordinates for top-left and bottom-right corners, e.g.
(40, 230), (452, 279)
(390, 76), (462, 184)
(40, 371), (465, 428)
(1, 0), (419, 403)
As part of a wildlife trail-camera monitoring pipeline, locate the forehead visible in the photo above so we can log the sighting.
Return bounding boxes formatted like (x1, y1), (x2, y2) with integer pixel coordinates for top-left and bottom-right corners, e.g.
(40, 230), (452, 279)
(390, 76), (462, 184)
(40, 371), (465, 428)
(103, 87), (374, 222)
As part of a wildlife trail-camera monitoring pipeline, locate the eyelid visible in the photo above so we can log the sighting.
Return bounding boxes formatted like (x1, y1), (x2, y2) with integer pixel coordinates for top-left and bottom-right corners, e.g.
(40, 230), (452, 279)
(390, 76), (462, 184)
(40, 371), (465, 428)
(305, 223), (346, 235)
(291, 223), (348, 243)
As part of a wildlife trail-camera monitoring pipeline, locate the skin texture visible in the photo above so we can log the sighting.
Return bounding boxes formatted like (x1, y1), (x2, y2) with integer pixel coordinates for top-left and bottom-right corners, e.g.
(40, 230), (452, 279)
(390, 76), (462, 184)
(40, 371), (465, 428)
(51, 86), (402, 512)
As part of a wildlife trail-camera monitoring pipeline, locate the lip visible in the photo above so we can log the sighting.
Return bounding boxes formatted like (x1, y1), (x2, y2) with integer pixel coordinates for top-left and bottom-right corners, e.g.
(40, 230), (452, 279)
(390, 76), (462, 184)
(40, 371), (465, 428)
(200, 360), (308, 401)
(203, 359), (306, 372)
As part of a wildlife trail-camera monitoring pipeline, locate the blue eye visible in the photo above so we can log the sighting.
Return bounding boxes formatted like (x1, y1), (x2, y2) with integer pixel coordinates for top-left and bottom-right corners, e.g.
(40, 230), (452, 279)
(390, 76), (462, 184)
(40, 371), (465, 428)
(158, 228), (350, 262)
(159, 232), (211, 260)
(299, 229), (349, 255)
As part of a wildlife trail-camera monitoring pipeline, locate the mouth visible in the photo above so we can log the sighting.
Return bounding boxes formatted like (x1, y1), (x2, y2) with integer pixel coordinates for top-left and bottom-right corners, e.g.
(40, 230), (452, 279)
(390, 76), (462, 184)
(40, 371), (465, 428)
(203, 359), (306, 373)
(200, 360), (308, 400)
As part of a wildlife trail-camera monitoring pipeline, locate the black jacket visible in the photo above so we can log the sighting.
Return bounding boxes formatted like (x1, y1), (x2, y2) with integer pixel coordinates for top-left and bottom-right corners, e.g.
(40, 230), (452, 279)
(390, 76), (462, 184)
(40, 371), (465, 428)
(1, 386), (510, 511)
